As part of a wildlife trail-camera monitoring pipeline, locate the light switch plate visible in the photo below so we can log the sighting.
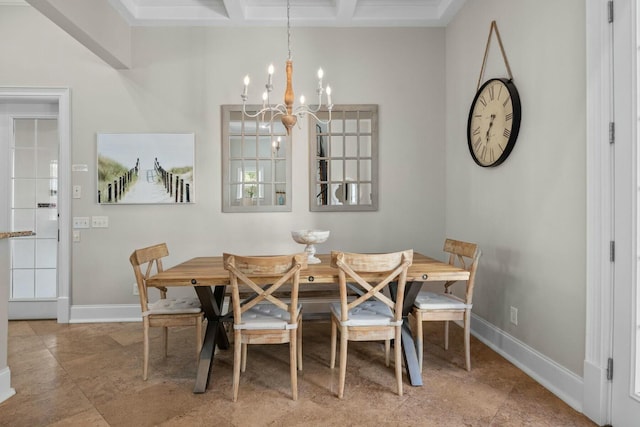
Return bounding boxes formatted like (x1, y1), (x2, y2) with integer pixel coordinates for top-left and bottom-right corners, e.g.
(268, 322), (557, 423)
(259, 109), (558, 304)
(73, 185), (81, 199)
(92, 216), (109, 228)
(73, 230), (81, 242)
(72, 217), (90, 229)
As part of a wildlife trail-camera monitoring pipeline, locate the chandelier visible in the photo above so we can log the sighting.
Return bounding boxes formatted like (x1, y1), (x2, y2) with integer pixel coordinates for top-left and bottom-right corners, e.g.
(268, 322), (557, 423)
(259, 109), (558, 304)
(241, 0), (333, 135)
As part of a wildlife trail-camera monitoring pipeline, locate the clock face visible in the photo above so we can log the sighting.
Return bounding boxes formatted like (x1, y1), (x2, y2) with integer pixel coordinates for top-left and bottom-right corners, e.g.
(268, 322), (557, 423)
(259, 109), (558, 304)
(467, 78), (521, 167)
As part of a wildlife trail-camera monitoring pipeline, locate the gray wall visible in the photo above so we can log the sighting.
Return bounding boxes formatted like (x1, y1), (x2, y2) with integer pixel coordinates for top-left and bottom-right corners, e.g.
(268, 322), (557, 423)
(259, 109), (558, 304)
(445, 0), (586, 375)
(0, 7), (447, 301)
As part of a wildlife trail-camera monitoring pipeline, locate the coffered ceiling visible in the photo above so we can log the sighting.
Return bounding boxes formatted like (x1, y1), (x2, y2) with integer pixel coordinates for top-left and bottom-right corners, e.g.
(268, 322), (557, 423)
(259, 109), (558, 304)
(106, 0), (466, 27)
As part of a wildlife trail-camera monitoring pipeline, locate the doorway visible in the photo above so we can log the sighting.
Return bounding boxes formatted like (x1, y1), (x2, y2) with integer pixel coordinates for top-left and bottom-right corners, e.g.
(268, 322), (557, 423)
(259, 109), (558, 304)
(0, 88), (71, 323)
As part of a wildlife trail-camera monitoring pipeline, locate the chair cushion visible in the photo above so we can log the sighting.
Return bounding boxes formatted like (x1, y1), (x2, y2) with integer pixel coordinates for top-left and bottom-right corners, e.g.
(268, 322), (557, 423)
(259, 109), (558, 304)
(330, 300), (401, 327)
(414, 291), (471, 310)
(235, 303), (302, 330)
(147, 297), (201, 314)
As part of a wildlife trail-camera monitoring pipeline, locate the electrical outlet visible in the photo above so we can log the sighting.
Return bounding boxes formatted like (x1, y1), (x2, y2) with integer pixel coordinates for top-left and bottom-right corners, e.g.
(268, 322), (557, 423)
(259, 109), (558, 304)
(510, 306), (518, 325)
(132, 283), (139, 296)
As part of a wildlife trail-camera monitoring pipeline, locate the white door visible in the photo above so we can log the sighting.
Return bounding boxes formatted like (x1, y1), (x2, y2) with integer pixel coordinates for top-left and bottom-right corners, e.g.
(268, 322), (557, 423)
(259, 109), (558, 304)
(9, 115), (59, 319)
(0, 103), (59, 319)
(612, 0), (640, 425)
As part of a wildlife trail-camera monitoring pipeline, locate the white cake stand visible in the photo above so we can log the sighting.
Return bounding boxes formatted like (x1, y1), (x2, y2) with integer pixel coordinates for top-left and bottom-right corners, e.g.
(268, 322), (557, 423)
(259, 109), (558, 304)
(291, 230), (330, 264)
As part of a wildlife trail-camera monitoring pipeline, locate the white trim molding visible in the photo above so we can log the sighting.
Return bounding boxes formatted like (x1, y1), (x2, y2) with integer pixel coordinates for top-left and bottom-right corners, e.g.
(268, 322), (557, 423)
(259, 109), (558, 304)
(471, 314), (584, 413)
(0, 367), (15, 404)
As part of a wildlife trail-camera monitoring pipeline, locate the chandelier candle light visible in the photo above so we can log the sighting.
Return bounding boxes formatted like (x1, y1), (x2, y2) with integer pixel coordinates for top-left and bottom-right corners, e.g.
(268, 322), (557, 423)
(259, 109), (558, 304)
(241, 0), (333, 135)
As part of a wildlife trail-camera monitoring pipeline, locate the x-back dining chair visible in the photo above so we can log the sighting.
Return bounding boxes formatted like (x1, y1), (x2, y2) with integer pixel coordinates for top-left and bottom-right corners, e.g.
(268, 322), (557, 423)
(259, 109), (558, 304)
(411, 239), (480, 372)
(330, 249), (413, 398)
(223, 253), (307, 401)
(129, 243), (203, 380)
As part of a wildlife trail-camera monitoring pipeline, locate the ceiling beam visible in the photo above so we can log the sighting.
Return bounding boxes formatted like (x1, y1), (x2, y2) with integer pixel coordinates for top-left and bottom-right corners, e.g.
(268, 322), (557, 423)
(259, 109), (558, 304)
(26, 0), (131, 69)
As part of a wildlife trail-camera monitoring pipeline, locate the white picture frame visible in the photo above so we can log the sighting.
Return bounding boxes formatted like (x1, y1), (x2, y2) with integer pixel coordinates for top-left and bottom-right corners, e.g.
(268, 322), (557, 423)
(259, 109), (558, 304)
(97, 133), (195, 204)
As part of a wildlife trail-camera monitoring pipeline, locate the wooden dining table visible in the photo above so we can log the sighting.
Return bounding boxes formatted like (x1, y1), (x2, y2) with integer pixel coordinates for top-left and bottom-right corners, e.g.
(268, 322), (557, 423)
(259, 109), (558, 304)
(146, 252), (470, 393)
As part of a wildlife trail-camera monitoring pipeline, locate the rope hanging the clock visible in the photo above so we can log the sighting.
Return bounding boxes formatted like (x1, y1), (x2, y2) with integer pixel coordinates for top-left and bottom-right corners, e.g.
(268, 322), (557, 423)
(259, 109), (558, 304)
(477, 20), (513, 91)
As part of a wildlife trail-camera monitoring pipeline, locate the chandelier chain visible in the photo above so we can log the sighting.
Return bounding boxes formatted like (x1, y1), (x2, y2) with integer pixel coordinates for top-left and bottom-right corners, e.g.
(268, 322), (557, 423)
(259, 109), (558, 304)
(287, 0), (291, 60)
(240, 0), (332, 135)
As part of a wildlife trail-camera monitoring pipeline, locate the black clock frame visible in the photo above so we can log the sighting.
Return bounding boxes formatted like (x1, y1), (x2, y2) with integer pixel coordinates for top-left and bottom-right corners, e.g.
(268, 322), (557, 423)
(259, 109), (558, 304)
(467, 78), (521, 167)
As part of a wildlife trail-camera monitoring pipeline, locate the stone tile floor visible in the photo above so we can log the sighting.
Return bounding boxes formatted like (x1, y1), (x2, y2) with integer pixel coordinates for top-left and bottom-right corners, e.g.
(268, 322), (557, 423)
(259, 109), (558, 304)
(1, 319), (595, 426)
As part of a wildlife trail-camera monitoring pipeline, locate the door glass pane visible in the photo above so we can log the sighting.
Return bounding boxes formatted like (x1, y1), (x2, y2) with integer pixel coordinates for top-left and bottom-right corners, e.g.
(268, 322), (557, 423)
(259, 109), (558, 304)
(13, 149), (35, 178)
(36, 209), (57, 238)
(12, 209), (35, 232)
(35, 269), (57, 298)
(11, 269), (34, 299)
(36, 239), (57, 268)
(14, 119), (35, 147)
(13, 179), (35, 208)
(11, 240), (34, 268)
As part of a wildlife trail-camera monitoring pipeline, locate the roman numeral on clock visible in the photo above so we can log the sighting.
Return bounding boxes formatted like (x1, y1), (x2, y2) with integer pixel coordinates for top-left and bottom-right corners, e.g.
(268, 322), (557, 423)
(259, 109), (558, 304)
(503, 128), (511, 138)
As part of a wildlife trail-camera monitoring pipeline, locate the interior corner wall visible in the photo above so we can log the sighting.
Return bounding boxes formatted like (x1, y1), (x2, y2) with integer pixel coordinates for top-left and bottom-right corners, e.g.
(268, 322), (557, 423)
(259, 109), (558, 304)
(0, 7), (447, 307)
(445, 0), (587, 377)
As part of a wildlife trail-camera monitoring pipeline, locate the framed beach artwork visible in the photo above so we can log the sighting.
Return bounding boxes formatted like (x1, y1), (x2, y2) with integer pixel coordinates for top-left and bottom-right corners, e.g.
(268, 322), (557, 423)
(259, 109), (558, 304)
(97, 133), (195, 204)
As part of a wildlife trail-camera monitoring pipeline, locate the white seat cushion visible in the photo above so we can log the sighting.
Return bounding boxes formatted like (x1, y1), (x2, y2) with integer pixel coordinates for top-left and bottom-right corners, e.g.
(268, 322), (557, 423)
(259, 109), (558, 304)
(330, 300), (401, 327)
(147, 297), (201, 314)
(235, 302), (302, 330)
(414, 291), (471, 310)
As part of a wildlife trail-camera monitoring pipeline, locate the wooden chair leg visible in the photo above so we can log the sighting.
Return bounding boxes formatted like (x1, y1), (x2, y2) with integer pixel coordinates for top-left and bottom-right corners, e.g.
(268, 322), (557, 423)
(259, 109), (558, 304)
(330, 318), (337, 369)
(297, 315), (303, 371)
(241, 343), (248, 372)
(385, 340), (390, 367)
(338, 329), (348, 399)
(233, 331), (242, 402)
(464, 310), (471, 371)
(395, 326), (403, 397)
(162, 326), (169, 357)
(143, 320), (149, 380)
(416, 312), (424, 372)
(444, 320), (449, 350)
(290, 329), (298, 400)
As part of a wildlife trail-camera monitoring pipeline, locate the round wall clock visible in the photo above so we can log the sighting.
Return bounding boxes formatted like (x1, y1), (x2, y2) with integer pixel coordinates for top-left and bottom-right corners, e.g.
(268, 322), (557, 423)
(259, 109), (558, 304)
(467, 78), (521, 167)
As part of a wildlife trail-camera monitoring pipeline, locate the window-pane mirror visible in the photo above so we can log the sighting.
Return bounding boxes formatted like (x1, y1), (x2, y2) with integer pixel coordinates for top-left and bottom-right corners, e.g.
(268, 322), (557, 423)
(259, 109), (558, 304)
(222, 105), (291, 212)
(309, 105), (378, 211)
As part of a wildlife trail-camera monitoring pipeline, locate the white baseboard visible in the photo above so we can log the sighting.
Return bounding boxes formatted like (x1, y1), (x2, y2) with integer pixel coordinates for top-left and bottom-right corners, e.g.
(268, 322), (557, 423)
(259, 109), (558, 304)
(0, 367), (15, 404)
(470, 313), (584, 413)
(69, 304), (141, 323)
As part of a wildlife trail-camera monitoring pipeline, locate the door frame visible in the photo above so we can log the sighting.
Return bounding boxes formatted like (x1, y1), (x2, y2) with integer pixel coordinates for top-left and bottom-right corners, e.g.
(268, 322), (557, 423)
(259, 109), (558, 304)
(610, 0), (640, 424)
(0, 87), (71, 323)
(584, 1), (614, 425)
